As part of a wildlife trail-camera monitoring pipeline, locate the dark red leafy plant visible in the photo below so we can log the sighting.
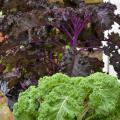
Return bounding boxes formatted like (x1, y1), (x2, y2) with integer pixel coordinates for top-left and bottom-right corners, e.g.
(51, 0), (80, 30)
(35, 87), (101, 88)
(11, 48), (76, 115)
(46, 7), (91, 47)
(0, 0), (120, 109)
(103, 33), (120, 78)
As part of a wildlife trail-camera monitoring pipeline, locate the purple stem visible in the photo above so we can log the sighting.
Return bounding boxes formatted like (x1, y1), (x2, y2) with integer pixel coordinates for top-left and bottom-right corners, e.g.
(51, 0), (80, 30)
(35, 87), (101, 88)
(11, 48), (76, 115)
(78, 15), (91, 33)
(59, 26), (72, 40)
(67, 23), (74, 36)
(71, 15), (91, 47)
(50, 51), (53, 60)
(57, 15), (91, 48)
(70, 16), (79, 47)
(70, 18), (81, 47)
(76, 17), (81, 28)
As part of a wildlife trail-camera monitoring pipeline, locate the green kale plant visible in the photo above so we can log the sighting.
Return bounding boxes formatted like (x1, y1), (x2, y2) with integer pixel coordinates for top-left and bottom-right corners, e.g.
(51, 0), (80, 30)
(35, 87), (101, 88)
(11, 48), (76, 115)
(13, 72), (120, 120)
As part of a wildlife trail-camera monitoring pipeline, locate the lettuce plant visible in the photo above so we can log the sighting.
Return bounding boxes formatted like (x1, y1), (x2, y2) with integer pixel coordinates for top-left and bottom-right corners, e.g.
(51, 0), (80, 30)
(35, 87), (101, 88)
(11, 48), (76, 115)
(13, 72), (120, 120)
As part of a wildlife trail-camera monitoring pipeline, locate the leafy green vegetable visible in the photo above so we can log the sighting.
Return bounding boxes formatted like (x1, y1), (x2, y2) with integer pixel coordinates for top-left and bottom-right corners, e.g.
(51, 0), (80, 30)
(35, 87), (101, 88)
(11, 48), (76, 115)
(13, 73), (120, 120)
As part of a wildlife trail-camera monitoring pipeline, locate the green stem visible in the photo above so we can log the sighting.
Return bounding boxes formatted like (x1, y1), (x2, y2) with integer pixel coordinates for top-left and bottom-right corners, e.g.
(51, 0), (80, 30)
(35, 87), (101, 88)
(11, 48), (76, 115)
(85, 114), (95, 120)
(77, 105), (89, 120)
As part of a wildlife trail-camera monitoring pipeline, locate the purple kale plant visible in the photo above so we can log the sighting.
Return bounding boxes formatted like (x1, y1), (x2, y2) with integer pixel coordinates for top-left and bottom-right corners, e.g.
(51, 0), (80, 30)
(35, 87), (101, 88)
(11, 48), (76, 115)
(47, 7), (91, 48)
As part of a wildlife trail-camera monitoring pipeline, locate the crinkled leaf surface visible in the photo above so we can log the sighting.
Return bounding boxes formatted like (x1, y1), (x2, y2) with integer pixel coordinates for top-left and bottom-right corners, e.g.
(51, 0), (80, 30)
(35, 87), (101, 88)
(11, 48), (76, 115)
(13, 73), (120, 120)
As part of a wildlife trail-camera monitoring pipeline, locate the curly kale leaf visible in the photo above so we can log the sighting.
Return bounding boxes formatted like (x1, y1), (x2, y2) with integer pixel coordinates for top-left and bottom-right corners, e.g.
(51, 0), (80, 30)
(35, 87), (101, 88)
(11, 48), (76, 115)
(13, 72), (120, 120)
(13, 86), (41, 120)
